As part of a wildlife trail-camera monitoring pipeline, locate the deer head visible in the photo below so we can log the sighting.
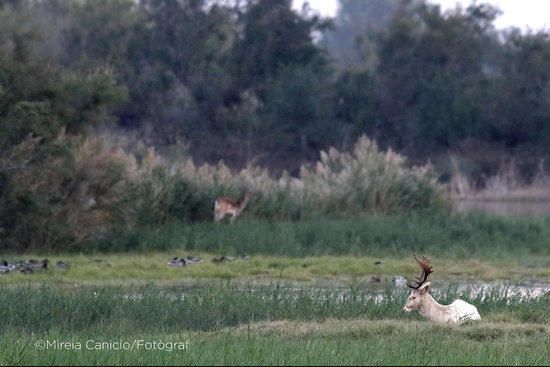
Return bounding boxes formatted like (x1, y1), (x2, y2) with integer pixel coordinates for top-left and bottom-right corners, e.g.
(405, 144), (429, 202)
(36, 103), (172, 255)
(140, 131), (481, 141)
(403, 255), (434, 313)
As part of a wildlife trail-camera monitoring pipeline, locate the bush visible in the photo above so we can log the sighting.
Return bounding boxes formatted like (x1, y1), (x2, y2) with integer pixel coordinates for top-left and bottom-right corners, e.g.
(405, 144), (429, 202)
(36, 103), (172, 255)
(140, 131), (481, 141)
(0, 133), (446, 251)
(295, 136), (445, 215)
(0, 133), (134, 250)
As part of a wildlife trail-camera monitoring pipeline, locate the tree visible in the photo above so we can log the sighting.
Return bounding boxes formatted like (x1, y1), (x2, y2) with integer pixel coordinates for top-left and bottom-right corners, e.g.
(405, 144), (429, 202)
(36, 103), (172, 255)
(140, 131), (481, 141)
(374, 2), (501, 157)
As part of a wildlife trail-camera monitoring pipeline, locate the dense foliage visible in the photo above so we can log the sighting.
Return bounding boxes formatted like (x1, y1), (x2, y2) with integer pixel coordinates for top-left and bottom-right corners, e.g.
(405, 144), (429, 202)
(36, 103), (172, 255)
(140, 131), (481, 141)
(1, 0), (549, 250)
(1, 0), (548, 175)
(1, 132), (443, 250)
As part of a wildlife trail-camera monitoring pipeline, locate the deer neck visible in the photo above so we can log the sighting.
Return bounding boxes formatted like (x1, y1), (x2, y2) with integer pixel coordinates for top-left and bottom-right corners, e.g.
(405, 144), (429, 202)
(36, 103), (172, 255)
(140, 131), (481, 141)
(237, 195), (251, 213)
(419, 293), (450, 322)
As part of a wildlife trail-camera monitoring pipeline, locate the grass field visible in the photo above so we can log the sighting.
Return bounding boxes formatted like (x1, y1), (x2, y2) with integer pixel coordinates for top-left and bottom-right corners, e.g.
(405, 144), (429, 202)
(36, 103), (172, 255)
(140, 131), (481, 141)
(0, 283), (547, 365)
(1, 320), (548, 365)
(2, 212), (549, 284)
(0, 252), (549, 284)
(1, 213), (549, 365)
(80, 212), (550, 257)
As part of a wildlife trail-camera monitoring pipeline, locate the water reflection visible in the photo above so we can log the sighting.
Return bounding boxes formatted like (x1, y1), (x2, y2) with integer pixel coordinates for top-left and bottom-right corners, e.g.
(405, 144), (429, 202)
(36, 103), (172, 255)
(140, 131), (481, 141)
(455, 199), (550, 217)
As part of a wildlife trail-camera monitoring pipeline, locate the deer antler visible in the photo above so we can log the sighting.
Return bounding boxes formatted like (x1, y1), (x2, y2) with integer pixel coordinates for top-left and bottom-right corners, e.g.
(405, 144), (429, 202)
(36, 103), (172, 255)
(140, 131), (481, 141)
(406, 254), (433, 290)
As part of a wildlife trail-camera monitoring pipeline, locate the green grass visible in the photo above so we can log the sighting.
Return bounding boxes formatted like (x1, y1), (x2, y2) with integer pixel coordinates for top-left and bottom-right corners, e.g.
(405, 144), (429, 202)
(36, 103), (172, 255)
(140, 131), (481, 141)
(0, 283), (547, 365)
(0, 252), (548, 284)
(1, 320), (548, 365)
(1, 211), (548, 365)
(0, 281), (550, 333)
(0, 283), (547, 334)
(86, 212), (550, 258)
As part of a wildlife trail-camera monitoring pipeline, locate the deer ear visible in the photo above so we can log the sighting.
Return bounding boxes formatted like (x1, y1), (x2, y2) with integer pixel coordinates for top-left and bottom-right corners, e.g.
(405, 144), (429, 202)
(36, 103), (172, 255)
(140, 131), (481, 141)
(419, 282), (431, 295)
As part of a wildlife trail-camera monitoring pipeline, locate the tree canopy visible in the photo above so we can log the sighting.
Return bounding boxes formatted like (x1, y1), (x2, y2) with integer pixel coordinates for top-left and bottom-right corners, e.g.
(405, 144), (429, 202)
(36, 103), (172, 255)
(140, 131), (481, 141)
(1, 0), (549, 179)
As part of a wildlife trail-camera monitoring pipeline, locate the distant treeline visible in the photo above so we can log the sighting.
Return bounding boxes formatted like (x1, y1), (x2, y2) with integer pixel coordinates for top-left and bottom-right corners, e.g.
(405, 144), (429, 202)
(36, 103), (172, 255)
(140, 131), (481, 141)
(1, 0), (549, 181)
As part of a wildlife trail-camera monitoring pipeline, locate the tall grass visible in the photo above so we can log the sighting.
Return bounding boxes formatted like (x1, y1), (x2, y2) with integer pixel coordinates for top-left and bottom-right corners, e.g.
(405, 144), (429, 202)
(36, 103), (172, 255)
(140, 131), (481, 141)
(450, 156), (550, 200)
(1, 320), (548, 366)
(94, 212), (550, 257)
(0, 283), (546, 334)
(1, 133), (445, 251)
(0, 283), (546, 365)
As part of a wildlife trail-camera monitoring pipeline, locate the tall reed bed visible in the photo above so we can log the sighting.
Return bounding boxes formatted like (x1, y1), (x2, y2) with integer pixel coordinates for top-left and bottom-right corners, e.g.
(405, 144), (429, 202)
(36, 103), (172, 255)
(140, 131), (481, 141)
(1, 133), (445, 251)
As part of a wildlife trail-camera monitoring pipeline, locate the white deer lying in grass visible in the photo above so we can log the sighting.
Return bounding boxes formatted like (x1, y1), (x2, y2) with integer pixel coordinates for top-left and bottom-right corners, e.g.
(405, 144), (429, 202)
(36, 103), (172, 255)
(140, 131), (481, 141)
(402, 255), (481, 325)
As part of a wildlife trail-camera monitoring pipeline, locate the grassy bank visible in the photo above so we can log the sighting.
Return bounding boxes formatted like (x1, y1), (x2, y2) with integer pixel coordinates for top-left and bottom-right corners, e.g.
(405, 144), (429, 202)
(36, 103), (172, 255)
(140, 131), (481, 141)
(1, 320), (548, 365)
(0, 213), (550, 284)
(84, 212), (550, 257)
(0, 283), (547, 333)
(0, 284), (547, 365)
(1, 212), (549, 284)
(0, 252), (548, 284)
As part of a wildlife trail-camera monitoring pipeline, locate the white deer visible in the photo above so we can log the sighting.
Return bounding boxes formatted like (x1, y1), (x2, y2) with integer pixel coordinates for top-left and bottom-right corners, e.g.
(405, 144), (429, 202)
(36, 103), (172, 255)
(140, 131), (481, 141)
(402, 255), (481, 325)
(213, 191), (253, 223)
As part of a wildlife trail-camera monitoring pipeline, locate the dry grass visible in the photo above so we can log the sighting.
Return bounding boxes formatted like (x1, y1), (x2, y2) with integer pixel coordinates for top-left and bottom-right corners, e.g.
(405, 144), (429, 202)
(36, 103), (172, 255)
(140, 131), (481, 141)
(449, 157), (550, 201)
(459, 186), (550, 202)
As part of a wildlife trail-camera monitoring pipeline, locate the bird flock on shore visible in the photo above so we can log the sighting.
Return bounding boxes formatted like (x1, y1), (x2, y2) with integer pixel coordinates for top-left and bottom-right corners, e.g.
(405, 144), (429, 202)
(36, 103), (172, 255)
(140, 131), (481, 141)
(167, 254), (251, 267)
(1, 256), (409, 287)
(0, 259), (70, 274)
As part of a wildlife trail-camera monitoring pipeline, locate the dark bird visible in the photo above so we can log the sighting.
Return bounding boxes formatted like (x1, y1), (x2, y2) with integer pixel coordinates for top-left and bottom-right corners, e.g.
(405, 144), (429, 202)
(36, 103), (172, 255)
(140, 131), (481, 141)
(374, 261), (383, 266)
(57, 261), (70, 270)
(23, 259), (48, 270)
(185, 256), (202, 264)
(370, 275), (382, 284)
(20, 266), (33, 274)
(0, 260), (14, 273)
(212, 256), (235, 263)
(168, 257), (186, 267)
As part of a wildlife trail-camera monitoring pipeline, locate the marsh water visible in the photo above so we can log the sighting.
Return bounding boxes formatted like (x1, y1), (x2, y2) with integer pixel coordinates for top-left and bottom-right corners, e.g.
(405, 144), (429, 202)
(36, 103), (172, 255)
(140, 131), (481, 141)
(455, 199), (550, 217)
(114, 278), (549, 303)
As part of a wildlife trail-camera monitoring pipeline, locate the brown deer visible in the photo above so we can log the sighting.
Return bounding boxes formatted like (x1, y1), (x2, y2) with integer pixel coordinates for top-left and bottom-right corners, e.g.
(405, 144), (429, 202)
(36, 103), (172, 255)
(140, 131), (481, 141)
(214, 191), (253, 223)
(402, 255), (481, 325)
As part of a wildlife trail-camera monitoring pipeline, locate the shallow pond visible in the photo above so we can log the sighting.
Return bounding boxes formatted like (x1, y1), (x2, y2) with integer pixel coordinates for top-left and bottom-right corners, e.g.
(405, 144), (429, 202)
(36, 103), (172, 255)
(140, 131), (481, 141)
(455, 199), (550, 217)
(115, 278), (549, 303)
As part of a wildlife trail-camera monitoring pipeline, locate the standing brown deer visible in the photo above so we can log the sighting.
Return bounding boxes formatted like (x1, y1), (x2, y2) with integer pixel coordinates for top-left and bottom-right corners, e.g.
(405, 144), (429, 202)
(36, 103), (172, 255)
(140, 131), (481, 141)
(402, 255), (481, 325)
(214, 191), (253, 223)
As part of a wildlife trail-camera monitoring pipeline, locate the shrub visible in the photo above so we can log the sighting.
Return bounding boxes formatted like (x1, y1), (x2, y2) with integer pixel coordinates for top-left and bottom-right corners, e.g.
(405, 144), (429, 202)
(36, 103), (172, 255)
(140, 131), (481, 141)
(295, 136), (445, 215)
(1, 133), (134, 250)
(0, 133), (446, 251)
